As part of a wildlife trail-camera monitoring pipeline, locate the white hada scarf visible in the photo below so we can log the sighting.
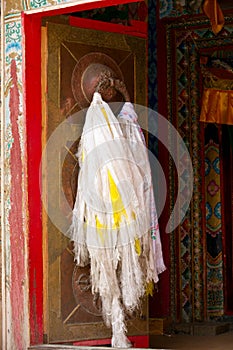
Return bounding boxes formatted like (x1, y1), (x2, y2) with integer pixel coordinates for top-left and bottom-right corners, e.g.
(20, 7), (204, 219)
(69, 92), (165, 348)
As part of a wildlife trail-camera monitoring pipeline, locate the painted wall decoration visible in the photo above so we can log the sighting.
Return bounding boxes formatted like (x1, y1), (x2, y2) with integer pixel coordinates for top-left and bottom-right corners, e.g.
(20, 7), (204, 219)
(3, 14), (30, 350)
(160, 0), (202, 18)
(166, 19), (204, 322)
(205, 137), (224, 317)
(22, 0), (65, 10)
(166, 17), (233, 322)
(4, 0), (85, 13)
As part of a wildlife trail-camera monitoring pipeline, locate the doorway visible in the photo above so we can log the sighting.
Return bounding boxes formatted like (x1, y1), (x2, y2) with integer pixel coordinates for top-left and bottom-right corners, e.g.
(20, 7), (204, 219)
(24, 2), (149, 345)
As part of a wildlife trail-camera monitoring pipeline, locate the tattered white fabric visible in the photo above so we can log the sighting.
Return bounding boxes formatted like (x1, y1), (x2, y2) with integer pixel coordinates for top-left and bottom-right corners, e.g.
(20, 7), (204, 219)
(118, 102), (166, 276)
(69, 92), (165, 347)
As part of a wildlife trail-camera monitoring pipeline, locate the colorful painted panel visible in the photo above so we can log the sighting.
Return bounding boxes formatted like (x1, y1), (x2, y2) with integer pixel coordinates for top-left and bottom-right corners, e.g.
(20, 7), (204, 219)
(205, 137), (224, 317)
(167, 21), (204, 322)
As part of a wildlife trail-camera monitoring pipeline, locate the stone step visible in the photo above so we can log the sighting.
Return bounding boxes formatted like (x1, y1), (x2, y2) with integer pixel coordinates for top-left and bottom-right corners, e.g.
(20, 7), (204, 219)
(29, 346), (169, 350)
(29, 346), (111, 350)
(173, 322), (230, 336)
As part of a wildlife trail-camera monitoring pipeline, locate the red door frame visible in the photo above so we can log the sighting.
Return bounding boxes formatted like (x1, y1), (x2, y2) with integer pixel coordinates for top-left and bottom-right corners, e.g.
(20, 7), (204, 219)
(22, 1), (147, 345)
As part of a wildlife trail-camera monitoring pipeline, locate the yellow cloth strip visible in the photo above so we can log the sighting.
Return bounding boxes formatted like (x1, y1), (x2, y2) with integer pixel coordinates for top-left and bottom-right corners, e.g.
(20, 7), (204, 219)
(134, 238), (141, 256)
(101, 107), (113, 136)
(200, 88), (233, 125)
(107, 169), (128, 228)
(95, 215), (106, 244)
(203, 0), (225, 35)
(146, 281), (154, 296)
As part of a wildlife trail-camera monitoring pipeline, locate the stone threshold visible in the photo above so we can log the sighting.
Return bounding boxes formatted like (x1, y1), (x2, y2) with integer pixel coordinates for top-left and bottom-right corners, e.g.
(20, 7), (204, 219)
(29, 346), (114, 350)
(29, 346), (170, 350)
(173, 322), (231, 336)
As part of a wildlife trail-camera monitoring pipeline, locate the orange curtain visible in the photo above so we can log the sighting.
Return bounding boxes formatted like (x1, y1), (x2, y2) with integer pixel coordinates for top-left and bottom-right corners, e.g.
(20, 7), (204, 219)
(203, 0), (225, 34)
(200, 88), (233, 125)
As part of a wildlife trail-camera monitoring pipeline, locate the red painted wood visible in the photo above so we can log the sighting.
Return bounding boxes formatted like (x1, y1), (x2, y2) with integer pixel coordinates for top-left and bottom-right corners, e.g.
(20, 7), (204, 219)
(73, 338), (112, 346)
(22, 13), (44, 345)
(69, 17), (147, 38)
(129, 335), (149, 348)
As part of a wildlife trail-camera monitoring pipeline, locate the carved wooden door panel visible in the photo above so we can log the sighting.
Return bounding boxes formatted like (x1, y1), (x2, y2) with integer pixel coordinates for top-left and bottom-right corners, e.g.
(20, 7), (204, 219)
(42, 20), (147, 343)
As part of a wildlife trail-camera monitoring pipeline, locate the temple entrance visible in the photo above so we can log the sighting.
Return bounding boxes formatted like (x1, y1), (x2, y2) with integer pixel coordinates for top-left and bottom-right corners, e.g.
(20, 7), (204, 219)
(41, 16), (148, 344)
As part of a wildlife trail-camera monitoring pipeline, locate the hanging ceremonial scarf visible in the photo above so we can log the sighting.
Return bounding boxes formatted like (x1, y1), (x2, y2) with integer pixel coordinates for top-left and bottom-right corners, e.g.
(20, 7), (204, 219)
(69, 92), (165, 347)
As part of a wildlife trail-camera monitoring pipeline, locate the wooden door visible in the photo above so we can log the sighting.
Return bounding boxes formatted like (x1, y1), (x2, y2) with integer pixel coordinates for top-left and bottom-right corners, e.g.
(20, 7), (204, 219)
(41, 20), (148, 343)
